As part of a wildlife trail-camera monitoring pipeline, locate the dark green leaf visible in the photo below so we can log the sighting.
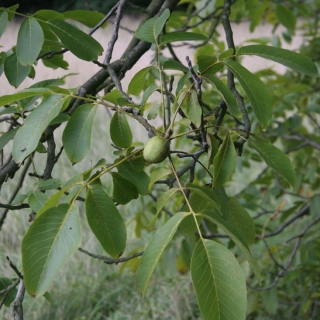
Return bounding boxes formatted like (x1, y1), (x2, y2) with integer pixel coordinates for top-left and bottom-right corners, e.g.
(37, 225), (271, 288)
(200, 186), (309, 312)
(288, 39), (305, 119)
(204, 75), (242, 118)
(63, 10), (107, 28)
(0, 10), (8, 38)
(12, 94), (65, 163)
(110, 112), (132, 148)
(191, 239), (247, 320)
(310, 195), (320, 219)
(201, 209), (261, 280)
(63, 103), (97, 164)
(182, 90), (202, 127)
(111, 172), (138, 205)
(163, 60), (188, 72)
(85, 184), (127, 258)
(22, 204), (81, 297)
(0, 127), (18, 151)
(213, 133), (236, 187)
(275, 4), (296, 34)
(4, 53), (31, 88)
(249, 140), (296, 187)
(16, 17), (44, 66)
(237, 45), (318, 77)
(224, 59), (272, 127)
(48, 19), (103, 61)
(0, 278), (18, 307)
(7, 4), (19, 21)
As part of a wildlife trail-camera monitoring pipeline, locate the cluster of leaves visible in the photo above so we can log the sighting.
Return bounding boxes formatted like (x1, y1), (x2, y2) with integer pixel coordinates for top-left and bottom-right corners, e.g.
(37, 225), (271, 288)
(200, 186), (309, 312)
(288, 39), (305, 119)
(0, 1), (319, 319)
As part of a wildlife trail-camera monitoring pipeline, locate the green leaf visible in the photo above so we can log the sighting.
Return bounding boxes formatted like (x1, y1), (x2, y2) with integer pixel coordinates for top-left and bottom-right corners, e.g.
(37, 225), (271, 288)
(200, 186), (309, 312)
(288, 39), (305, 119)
(141, 83), (159, 109)
(111, 172), (138, 205)
(204, 75), (242, 118)
(148, 167), (172, 190)
(0, 10), (8, 38)
(117, 161), (150, 195)
(110, 112), (132, 148)
(213, 133), (236, 187)
(136, 212), (189, 296)
(191, 239), (247, 320)
(227, 199), (256, 246)
(163, 60), (188, 72)
(37, 178), (61, 190)
(224, 59), (272, 127)
(0, 277), (18, 307)
(16, 17), (44, 66)
(82, 158), (106, 180)
(249, 140), (296, 187)
(85, 184), (127, 258)
(310, 195), (320, 219)
(48, 19), (103, 61)
(156, 188), (180, 216)
(197, 55), (225, 76)
(159, 32), (208, 45)
(0, 127), (18, 151)
(128, 67), (154, 96)
(12, 94), (65, 163)
(186, 183), (221, 212)
(135, 17), (157, 44)
(201, 210), (261, 280)
(62, 103), (97, 164)
(0, 87), (52, 106)
(135, 9), (170, 44)
(7, 4), (19, 21)
(37, 176), (84, 216)
(22, 204), (81, 297)
(49, 113), (70, 125)
(237, 45), (318, 77)
(182, 89), (202, 127)
(63, 10), (107, 28)
(42, 54), (69, 70)
(275, 4), (296, 34)
(28, 192), (49, 213)
(4, 53), (31, 88)
(218, 48), (235, 60)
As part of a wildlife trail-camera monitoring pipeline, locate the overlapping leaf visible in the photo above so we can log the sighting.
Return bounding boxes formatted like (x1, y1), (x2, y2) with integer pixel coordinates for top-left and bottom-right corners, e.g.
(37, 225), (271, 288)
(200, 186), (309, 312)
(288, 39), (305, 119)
(191, 239), (247, 320)
(12, 94), (65, 163)
(136, 212), (189, 296)
(85, 184), (127, 258)
(110, 112), (132, 148)
(22, 204), (81, 297)
(249, 140), (296, 187)
(48, 19), (103, 61)
(16, 17), (44, 66)
(213, 133), (236, 187)
(63, 103), (97, 164)
(224, 59), (272, 127)
(111, 172), (138, 205)
(237, 45), (318, 77)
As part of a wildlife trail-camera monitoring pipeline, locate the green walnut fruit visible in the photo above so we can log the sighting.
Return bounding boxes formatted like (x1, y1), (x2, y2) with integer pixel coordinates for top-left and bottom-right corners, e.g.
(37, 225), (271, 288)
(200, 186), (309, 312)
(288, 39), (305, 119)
(143, 136), (170, 164)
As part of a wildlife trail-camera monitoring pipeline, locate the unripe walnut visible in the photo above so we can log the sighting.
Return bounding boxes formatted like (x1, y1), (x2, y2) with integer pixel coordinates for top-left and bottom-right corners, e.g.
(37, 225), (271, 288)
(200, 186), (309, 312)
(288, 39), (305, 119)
(143, 136), (170, 164)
